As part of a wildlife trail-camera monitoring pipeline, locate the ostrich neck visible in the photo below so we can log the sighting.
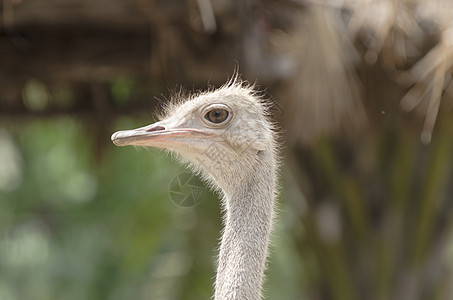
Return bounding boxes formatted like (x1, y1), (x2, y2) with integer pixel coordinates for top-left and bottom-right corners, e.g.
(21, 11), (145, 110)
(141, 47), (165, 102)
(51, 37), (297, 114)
(214, 153), (276, 300)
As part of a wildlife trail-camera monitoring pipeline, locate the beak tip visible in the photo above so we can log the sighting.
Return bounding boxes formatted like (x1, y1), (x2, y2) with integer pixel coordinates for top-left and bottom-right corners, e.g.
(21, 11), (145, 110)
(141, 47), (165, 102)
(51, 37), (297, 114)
(111, 131), (123, 146)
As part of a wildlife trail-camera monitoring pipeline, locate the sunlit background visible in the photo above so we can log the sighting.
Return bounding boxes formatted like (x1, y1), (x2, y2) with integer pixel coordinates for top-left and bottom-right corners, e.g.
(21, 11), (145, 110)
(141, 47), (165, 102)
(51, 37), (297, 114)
(2, 1), (453, 299)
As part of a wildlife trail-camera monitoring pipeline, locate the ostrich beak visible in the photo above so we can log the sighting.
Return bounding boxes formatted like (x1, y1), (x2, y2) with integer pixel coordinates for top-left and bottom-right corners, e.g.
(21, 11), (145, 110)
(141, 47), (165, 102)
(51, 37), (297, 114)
(111, 121), (211, 147)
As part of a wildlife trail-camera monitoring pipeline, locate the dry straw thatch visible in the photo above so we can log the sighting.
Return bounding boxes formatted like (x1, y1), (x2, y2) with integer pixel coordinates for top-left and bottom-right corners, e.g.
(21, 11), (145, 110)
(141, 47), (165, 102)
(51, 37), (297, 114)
(276, 0), (453, 144)
(2, 0), (453, 144)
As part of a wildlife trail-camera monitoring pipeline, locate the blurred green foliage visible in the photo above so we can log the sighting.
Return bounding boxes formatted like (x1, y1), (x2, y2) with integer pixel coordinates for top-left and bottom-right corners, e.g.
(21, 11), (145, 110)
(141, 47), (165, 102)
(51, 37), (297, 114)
(111, 76), (136, 106)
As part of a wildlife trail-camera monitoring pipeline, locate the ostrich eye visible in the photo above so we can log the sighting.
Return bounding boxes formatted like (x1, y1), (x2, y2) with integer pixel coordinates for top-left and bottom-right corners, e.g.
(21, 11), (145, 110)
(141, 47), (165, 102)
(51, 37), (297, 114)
(205, 109), (229, 124)
(201, 104), (232, 127)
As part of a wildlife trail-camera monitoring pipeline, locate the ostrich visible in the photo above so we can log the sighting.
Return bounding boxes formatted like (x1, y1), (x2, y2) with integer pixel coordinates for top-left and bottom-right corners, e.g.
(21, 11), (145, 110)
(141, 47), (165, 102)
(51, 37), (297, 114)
(111, 79), (278, 300)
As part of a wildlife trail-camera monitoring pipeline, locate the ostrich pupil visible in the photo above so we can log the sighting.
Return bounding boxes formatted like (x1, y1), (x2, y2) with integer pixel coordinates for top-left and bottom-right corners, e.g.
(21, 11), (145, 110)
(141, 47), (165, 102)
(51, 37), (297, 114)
(206, 109), (228, 123)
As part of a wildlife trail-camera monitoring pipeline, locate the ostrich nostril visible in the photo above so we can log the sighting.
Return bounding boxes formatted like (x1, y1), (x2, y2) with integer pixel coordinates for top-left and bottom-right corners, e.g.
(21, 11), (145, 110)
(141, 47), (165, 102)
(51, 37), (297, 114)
(146, 125), (165, 132)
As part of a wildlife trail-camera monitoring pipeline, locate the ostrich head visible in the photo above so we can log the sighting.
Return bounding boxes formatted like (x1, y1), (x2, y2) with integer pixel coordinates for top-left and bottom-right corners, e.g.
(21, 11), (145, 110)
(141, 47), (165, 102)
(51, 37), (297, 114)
(111, 81), (276, 195)
(112, 79), (279, 299)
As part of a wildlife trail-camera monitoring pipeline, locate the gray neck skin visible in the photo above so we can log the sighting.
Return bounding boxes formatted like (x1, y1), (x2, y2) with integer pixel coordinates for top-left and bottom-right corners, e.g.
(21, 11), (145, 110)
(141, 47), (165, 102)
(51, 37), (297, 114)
(214, 152), (276, 300)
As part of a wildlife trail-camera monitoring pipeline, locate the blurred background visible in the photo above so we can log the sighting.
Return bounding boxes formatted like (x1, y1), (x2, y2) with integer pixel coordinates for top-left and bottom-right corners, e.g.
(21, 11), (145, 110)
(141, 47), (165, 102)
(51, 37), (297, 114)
(1, 0), (453, 299)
